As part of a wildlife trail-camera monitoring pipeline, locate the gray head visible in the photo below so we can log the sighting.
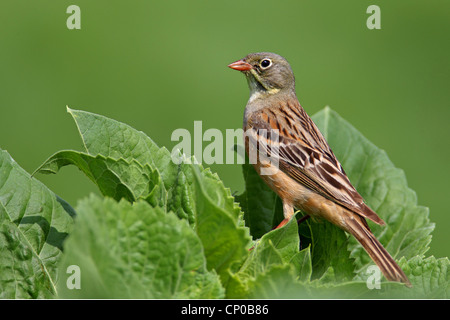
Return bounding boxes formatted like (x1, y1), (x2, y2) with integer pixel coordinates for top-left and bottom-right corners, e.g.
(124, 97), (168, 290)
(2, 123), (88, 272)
(228, 52), (295, 95)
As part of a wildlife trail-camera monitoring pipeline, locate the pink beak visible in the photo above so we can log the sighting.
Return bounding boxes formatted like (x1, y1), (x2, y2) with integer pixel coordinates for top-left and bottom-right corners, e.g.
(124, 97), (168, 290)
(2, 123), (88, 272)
(228, 59), (252, 71)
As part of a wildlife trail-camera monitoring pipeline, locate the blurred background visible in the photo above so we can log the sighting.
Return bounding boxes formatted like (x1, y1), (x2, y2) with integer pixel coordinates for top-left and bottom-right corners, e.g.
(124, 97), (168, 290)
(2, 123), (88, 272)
(1, 1), (448, 257)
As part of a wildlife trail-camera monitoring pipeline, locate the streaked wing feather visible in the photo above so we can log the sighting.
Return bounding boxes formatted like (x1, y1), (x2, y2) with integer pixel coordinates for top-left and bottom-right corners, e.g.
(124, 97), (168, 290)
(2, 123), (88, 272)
(248, 100), (384, 225)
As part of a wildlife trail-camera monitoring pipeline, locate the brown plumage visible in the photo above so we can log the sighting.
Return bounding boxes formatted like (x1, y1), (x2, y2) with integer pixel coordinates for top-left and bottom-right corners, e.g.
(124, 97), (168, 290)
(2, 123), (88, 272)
(229, 52), (411, 287)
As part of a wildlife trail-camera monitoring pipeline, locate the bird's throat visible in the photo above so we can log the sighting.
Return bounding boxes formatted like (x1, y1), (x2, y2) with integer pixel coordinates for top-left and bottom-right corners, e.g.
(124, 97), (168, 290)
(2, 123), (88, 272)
(248, 87), (280, 103)
(246, 74), (279, 103)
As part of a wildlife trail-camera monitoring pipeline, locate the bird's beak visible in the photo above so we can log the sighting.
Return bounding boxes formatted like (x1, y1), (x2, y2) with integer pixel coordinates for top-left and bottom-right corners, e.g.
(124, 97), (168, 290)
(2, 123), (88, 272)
(228, 59), (252, 71)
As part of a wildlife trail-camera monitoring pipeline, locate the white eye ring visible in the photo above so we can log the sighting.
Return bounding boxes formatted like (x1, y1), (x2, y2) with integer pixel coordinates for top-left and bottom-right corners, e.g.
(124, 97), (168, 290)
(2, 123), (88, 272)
(260, 59), (272, 69)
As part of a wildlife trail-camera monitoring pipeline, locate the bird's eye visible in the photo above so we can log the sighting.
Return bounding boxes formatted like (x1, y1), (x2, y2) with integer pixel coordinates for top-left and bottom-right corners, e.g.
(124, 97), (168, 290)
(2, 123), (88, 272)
(260, 59), (272, 69)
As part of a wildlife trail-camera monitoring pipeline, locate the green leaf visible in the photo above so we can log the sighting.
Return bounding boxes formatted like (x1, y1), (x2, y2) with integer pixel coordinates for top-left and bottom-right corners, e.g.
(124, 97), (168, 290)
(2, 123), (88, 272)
(57, 195), (224, 299)
(291, 246), (312, 282)
(307, 219), (355, 282)
(40, 108), (251, 288)
(0, 149), (74, 298)
(64, 107), (244, 228)
(389, 256), (449, 298)
(65, 107), (196, 221)
(66, 107), (169, 176)
(235, 161), (284, 239)
(244, 265), (374, 299)
(226, 219), (302, 298)
(66, 106), (181, 190)
(245, 265), (370, 299)
(34, 150), (166, 207)
(244, 220), (299, 276)
(245, 265), (307, 299)
(190, 165), (251, 285)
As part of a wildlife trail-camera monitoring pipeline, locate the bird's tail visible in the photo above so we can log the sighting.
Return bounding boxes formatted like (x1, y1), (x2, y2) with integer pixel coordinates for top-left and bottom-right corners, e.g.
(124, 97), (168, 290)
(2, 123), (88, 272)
(345, 215), (412, 287)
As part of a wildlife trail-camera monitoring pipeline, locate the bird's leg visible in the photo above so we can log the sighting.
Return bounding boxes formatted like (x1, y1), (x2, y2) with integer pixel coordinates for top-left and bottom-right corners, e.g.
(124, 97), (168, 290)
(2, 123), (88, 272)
(252, 204), (304, 251)
(273, 214), (310, 229)
(297, 214), (310, 225)
(274, 206), (310, 229)
(273, 218), (290, 230)
(272, 202), (296, 230)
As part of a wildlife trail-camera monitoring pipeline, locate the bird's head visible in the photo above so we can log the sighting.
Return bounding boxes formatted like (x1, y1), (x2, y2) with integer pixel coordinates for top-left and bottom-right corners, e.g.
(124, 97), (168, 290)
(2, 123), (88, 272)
(228, 52), (295, 98)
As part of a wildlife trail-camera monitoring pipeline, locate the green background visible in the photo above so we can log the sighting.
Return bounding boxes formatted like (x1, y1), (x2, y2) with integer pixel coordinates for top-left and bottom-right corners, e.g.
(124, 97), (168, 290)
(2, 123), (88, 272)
(1, 1), (448, 258)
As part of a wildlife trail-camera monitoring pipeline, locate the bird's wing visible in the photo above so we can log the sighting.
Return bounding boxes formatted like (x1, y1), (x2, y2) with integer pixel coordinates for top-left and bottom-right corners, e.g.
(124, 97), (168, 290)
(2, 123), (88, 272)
(246, 100), (384, 225)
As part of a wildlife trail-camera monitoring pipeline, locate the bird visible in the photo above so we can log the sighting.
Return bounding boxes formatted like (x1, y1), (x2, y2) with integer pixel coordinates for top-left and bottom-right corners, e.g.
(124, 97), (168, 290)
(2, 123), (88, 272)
(228, 52), (411, 287)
